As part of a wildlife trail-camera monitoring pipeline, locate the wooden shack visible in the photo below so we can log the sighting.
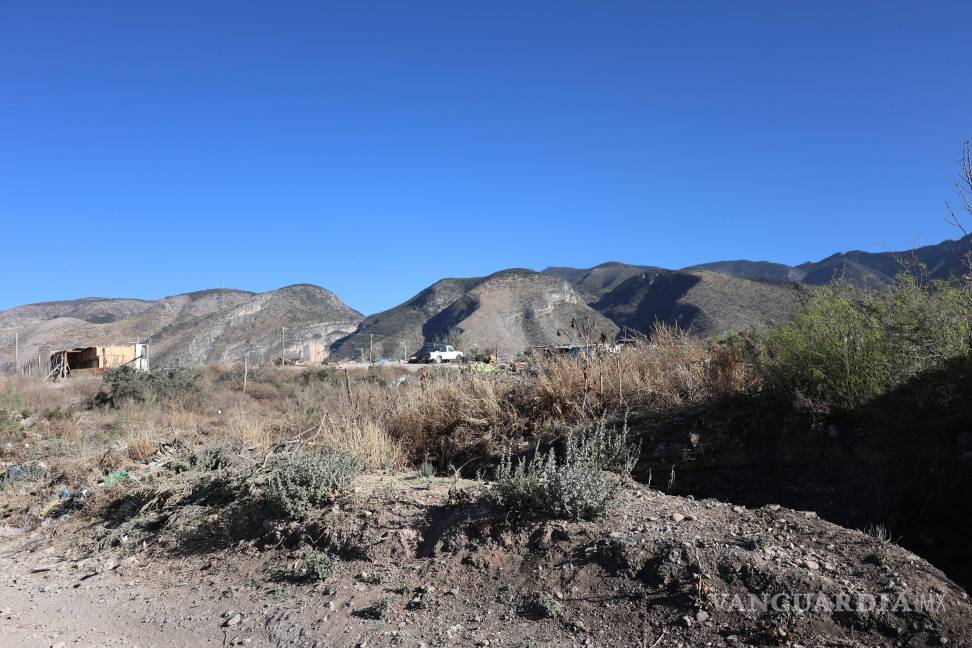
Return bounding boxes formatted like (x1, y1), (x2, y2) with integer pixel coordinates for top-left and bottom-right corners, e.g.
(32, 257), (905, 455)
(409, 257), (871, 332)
(49, 343), (149, 379)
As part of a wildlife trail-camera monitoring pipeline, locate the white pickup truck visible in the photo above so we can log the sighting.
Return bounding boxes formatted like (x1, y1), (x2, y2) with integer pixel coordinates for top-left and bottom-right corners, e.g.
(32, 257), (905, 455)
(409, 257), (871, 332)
(411, 343), (464, 364)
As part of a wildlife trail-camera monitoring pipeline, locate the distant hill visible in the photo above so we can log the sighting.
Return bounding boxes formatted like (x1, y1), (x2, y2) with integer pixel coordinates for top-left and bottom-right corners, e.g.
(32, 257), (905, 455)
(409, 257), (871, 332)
(0, 297), (158, 326)
(330, 269), (618, 359)
(681, 238), (970, 287)
(541, 262), (663, 302)
(682, 260), (806, 283)
(592, 270), (797, 337)
(795, 237), (971, 286)
(329, 276), (485, 361)
(543, 237), (969, 340)
(0, 284), (362, 369)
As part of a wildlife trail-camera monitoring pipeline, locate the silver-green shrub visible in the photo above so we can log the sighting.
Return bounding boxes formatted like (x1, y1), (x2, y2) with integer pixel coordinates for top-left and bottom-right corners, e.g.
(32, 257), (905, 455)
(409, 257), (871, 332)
(264, 449), (361, 519)
(489, 420), (635, 521)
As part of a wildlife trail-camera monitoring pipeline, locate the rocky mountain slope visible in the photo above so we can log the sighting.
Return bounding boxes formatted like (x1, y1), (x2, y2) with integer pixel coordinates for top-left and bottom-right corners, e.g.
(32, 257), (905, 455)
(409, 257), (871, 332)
(541, 261), (665, 302)
(592, 270), (797, 337)
(683, 260), (806, 283)
(542, 236), (970, 340)
(330, 269), (618, 359)
(0, 285), (362, 368)
(540, 263), (798, 339)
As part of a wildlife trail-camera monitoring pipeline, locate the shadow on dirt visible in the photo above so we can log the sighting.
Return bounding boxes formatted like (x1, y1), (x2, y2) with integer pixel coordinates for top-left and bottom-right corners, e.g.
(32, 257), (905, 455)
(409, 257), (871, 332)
(631, 354), (972, 591)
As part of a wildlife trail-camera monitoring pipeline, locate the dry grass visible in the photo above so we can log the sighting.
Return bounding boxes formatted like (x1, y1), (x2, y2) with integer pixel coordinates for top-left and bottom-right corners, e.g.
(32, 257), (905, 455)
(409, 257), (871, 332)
(2, 373), (101, 416)
(382, 372), (520, 466)
(2, 325), (750, 485)
(313, 419), (404, 471)
(526, 326), (750, 421)
(221, 407), (274, 450)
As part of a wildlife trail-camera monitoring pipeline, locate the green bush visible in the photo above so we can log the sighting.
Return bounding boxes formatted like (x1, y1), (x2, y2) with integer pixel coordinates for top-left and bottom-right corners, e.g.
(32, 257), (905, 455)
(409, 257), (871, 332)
(303, 550), (338, 582)
(760, 282), (890, 408)
(759, 272), (972, 410)
(264, 449), (362, 519)
(522, 591), (563, 619)
(489, 420), (635, 521)
(100, 365), (200, 407)
(0, 381), (28, 435)
(0, 380), (26, 414)
(876, 273), (972, 372)
(190, 444), (239, 471)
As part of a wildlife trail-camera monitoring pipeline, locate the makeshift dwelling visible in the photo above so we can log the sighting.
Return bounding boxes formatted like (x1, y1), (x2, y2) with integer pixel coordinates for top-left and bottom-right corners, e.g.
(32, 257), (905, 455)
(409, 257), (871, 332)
(49, 343), (149, 379)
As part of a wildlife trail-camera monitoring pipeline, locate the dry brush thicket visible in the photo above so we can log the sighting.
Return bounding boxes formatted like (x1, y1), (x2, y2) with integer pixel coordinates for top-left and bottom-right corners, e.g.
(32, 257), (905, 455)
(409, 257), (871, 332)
(0, 326), (741, 486)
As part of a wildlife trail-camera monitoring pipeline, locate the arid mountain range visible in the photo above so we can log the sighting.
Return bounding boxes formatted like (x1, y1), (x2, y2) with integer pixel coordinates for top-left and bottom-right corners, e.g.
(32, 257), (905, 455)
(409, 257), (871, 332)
(2, 237), (969, 366)
(0, 285), (362, 369)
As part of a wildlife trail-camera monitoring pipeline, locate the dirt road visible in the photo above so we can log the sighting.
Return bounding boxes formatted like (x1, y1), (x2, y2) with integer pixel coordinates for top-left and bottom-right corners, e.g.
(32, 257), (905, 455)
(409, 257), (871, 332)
(1, 533), (275, 648)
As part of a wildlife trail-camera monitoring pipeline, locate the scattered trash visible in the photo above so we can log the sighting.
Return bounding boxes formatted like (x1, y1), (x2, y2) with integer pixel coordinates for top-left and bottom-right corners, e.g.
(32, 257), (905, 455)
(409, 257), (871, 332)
(469, 362), (497, 374)
(105, 470), (129, 486)
(2, 462), (46, 484)
(5, 464), (28, 482)
(37, 498), (60, 519)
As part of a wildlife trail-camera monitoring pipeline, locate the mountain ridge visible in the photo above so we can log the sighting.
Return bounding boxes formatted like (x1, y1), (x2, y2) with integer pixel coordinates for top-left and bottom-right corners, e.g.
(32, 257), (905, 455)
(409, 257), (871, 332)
(3, 236), (969, 367)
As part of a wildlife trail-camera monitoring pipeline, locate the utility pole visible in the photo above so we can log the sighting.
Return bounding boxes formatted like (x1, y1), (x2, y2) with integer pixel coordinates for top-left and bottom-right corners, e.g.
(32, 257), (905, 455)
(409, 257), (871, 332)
(280, 326), (285, 366)
(243, 353), (248, 393)
(369, 334), (373, 365)
(14, 331), (18, 373)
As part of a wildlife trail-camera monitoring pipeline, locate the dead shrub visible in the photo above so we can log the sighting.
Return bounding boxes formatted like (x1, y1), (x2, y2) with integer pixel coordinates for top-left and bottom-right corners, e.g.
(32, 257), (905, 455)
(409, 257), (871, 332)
(521, 325), (749, 422)
(382, 372), (518, 465)
(313, 419), (404, 472)
(221, 407), (273, 450)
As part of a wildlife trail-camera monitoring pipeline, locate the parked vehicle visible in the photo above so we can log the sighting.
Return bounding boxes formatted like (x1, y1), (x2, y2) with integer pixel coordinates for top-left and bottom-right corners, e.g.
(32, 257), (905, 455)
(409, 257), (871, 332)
(410, 343), (464, 364)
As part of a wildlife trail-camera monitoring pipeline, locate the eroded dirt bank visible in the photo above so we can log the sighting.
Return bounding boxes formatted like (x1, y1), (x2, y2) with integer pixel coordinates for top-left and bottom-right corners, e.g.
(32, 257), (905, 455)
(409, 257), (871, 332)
(2, 473), (971, 648)
(630, 355), (972, 593)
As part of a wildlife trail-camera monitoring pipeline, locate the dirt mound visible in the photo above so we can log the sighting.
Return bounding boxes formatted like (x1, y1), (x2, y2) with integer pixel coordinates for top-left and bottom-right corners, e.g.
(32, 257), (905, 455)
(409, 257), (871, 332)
(2, 457), (970, 647)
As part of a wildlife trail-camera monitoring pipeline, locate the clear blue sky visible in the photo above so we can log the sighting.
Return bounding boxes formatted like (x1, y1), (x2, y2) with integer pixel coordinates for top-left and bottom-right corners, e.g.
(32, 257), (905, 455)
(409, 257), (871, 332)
(2, 1), (969, 315)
